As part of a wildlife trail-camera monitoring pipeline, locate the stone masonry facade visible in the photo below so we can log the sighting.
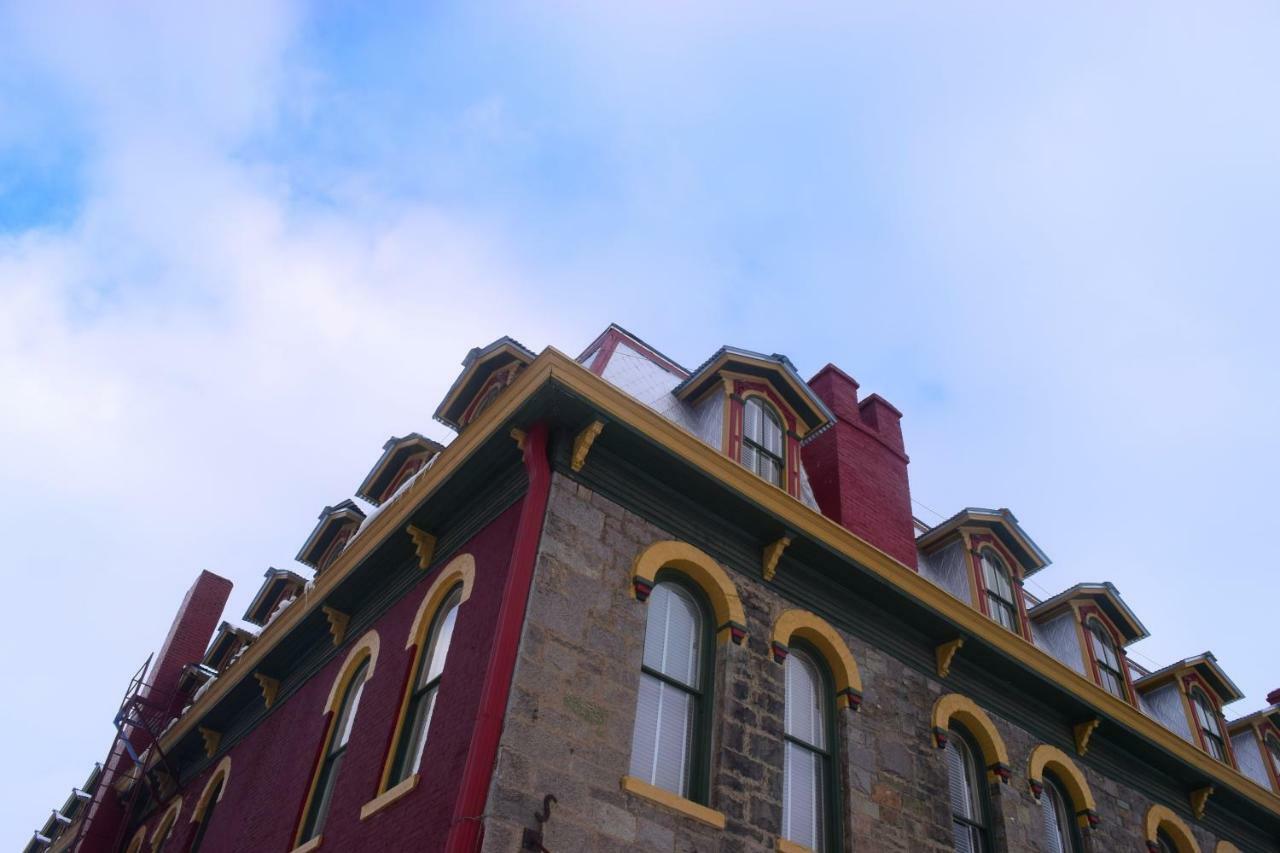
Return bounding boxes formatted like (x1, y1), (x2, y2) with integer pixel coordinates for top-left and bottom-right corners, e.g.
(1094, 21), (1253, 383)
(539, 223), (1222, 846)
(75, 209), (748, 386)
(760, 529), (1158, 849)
(481, 475), (1233, 852)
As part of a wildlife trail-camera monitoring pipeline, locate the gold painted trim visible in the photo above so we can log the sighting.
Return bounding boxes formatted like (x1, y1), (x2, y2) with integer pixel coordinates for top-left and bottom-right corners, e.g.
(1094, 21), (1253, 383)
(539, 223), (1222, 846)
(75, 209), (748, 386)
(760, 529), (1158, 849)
(323, 630), (379, 715)
(124, 826), (147, 853)
(189, 756), (231, 823)
(931, 694), (1011, 775)
(254, 673), (279, 709)
(1074, 719), (1101, 756)
(1144, 804), (1200, 853)
(197, 727), (221, 759)
(935, 638), (964, 678)
(776, 839), (813, 853)
(771, 609), (863, 706)
(631, 539), (747, 645)
(571, 419), (605, 472)
(619, 775), (726, 829)
(360, 773), (418, 821)
(289, 836), (323, 853)
(1216, 842), (1242, 853)
(762, 536), (791, 582)
(149, 796), (183, 851)
(1027, 744), (1097, 815)
(1190, 786), (1213, 820)
(321, 606), (349, 647)
(406, 525), (437, 570)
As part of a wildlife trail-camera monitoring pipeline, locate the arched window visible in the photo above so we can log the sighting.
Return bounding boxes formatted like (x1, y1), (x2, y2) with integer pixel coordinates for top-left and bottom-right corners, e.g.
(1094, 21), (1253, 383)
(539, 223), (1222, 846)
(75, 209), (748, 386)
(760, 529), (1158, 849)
(1086, 618), (1126, 699)
(1156, 829), (1178, 853)
(300, 658), (371, 843)
(150, 798), (182, 852)
(1039, 774), (1078, 853)
(187, 779), (222, 853)
(389, 584), (462, 784)
(1189, 687), (1226, 761)
(947, 726), (990, 853)
(1267, 734), (1280, 782)
(783, 646), (836, 852)
(467, 383), (504, 424)
(979, 549), (1019, 633)
(628, 578), (711, 801)
(741, 396), (785, 487)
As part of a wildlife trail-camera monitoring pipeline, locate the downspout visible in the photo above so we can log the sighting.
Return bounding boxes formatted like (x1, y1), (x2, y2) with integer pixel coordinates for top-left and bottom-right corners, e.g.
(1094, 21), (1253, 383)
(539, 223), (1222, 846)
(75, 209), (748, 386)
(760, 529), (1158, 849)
(446, 421), (553, 853)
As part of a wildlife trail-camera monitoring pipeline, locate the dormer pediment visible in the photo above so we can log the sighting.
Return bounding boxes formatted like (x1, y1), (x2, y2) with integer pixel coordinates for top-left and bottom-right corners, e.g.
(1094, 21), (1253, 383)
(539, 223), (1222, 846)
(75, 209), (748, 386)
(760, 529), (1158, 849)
(434, 337), (535, 432)
(1135, 653), (1245, 706)
(916, 507), (1051, 577)
(296, 500), (365, 573)
(673, 346), (832, 438)
(242, 567), (307, 627)
(1028, 582), (1148, 645)
(356, 433), (445, 506)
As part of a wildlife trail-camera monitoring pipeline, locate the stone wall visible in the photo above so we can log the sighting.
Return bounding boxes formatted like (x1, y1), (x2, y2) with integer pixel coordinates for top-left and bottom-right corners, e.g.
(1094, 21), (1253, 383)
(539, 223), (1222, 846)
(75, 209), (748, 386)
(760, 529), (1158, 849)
(483, 475), (1245, 852)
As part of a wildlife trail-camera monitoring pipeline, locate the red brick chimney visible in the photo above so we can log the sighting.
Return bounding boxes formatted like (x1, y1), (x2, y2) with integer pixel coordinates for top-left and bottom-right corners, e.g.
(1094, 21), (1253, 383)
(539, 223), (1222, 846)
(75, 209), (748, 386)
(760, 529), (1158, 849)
(802, 364), (917, 569)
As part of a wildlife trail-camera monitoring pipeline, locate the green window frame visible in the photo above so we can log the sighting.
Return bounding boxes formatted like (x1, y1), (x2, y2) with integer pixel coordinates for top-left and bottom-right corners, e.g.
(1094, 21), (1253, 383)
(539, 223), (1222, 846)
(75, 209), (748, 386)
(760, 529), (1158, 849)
(299, 658), (370, 842)
(782, 642), (842, 852)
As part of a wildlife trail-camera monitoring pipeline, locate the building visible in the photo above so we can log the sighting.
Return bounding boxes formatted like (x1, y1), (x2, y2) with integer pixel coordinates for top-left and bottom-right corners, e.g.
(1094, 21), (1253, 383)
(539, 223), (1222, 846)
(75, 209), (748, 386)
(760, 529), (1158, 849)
(25, 324), (1280, 852)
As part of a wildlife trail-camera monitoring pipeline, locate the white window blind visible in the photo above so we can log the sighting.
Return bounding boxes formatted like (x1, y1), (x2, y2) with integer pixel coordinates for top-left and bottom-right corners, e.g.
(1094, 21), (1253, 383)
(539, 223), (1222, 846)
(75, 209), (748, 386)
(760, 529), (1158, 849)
(742, 397), (784, 486)
(1040, 779), (1072, 853)
(783, 649), (828, 851)
(947, 734), (985, 853)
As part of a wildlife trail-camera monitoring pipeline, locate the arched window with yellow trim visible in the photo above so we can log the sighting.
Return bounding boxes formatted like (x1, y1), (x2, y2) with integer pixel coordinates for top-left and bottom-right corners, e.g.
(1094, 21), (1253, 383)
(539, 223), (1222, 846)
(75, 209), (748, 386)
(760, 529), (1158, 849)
(1144, 803), (1201, 853)
(187, 756), (230, 853)
(150, 797), (182, 852)
(389, 584), (462, 784)
(946, 724), (990, 853)
(1039, 773), (1080, 853)
(125, 826), (147, 853)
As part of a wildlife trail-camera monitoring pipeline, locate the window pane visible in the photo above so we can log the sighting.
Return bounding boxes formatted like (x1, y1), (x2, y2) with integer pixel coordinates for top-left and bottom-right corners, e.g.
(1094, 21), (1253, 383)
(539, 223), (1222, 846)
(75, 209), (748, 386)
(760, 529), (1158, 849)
(421, 589), (462, 688)
(1268, 738), (1280, 777)
(1041, 781), (1072, 853)
(333, 662), (369, 751)
(946, 737), (977, 822)
(784, 741), (825, 851)
(642, 583), (702, 687)
(785, 650), (827, 750)
(404, 685), (439, 777)
(629, 673), (695, 796)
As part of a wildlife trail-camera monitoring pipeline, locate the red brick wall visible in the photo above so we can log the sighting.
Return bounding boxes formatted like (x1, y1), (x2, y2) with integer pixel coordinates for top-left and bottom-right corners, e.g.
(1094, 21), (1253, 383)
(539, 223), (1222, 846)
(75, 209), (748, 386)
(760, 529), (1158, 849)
(802, 364), (918, 569)
(129, 501), (524, 853)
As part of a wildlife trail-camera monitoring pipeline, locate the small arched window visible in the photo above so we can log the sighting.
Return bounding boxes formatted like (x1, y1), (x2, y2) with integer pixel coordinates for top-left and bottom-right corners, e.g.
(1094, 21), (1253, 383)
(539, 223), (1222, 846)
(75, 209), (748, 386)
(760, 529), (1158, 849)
(629, 579), (710, 800)
(741, 396), (785, 487)
(1189, 687), (1226, 761)
(300, 658), (371, 843)
(1266, 734), (1280, 782)
(1086, 619), (1126, 700)
(783, 646), (836, 851)
(187, 779), (222, 853)
(1039, 774), (1078, 853)
(946, 726), (989, 852)
(979, 550), (1019, 633)
(389, 584), (462, 784)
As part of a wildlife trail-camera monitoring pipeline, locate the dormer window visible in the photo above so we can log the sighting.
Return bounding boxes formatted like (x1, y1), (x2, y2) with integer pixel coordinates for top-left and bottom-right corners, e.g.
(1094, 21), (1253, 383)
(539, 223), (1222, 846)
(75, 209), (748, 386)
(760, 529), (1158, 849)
(296, 500), (366, 576)
(741, 396), (784, 486)
(979, 549), (1018, 633)
(1267, 734), (1280, 781)
(1086, 618), (1126, 700)
(1190, 687), (1227, 761)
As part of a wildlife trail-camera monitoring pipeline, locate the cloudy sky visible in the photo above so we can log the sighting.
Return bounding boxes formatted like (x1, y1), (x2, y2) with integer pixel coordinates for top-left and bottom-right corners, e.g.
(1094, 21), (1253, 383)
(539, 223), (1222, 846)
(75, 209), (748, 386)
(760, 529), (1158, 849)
(3, 1), (1278, 841)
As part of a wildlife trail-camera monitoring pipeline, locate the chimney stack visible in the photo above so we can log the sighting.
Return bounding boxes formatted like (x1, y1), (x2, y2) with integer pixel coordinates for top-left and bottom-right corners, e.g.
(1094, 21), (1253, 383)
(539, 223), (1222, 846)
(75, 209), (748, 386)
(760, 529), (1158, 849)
(802, 364), (917, 569)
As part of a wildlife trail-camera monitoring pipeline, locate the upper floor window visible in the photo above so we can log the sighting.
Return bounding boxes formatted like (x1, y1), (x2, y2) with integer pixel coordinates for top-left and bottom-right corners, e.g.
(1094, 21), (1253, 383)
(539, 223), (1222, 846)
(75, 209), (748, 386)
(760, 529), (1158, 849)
(468, 383), (504, 423)
(389, 585), (462, 784)
(1039, 775), (1078, 853)
(188, 779), (222, 853)
(300, 658), (370, 843)
(1189, 687), (1226, 762)
(979, 550), (1018, 633)
(1267, 734), (1280, 782)
(1086, 619), (1125, 700)
(783, 646), (835, 852)
(946, 726), (989, 853)
(741, 396), (784, 487)
(629, 579), (710, 800)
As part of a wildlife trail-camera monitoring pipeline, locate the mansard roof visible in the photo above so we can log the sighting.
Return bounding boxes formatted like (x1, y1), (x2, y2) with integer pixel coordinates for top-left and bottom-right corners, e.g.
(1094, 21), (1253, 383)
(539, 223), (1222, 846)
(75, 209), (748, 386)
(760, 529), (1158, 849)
(916, 507), (1051, 576)
(295, 499), (366, 569)
(672, 345), (834, 437)
(356, 433), (446, 506)
(1134, 652), (1245, 705)
(242, 566), (308, 626)
(1027, 582), (1149, 644)
(433, 336), (536, 431)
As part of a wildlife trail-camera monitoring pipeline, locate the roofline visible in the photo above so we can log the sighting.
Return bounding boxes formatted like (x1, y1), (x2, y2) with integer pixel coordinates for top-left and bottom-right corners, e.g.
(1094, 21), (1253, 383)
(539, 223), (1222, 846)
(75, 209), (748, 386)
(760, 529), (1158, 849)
(577, 323), (691, 377)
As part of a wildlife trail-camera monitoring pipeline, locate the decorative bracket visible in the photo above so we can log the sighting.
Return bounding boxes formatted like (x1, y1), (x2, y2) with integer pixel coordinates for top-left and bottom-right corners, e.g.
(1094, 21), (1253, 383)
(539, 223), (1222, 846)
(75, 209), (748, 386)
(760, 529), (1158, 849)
(254, 672), (280, 709)
(571, 420), (605, 472)
(510, 427), (527, 452)
(406, 524), (437, 570)
(935, 638), (965, 678)
(1073, 718), (1101, 756)
(762, 536), (792, 582)
(321, 606), (350, 646)
(198, 727), (221, 759)
(1189, 785), (1213, 820)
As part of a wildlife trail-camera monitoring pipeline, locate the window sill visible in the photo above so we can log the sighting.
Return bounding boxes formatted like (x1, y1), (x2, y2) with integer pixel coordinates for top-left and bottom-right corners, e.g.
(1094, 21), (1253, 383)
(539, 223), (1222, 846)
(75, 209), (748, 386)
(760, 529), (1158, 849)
(289, 836), (323, 853)
(619, 775), (726, 829)
(776, 839), (813, 853)
(359, 774), (419, 821)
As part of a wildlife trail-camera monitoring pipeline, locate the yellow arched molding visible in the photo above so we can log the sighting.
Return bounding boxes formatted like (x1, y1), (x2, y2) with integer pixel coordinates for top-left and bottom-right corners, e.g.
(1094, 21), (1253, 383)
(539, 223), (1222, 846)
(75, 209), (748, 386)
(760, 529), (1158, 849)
(1027, 744), (1098, 830)
(770, 609), (863, 711)
(631, 540), (747, 645)
(1215, 842), (1242, 853)
(404, 554), (475, 652)
(931, 693), (1012, 783)
(374, 554), (477, 795)
(323, 629), (380, 715)
(125, 825), (147, 853)
(189, 755), (231, 823)
(1144, 804), (1201, 853)
(150, 796), (183, 851)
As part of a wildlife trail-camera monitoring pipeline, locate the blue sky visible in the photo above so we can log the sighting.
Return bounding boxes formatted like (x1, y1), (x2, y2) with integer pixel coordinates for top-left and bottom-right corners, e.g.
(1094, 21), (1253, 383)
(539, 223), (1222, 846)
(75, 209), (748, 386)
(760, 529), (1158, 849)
(2, 1), (1278, 842)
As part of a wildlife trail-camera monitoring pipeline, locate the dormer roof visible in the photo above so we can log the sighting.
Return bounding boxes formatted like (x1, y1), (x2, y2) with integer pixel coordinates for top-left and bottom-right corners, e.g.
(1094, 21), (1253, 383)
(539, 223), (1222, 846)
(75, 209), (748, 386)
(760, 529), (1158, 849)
(242, 567), (308, 626)
(916, 507), (1051, 576)
(433, 337), (536, 431)
(1027, 582), (1149, 644)
(578, 323), (690, 378)
(1134, 653), (1245, 705)
(201, 622), (256, 672)
(673, 346), (834, 437)
(356, 433), (445, 506)
(296, 500), (366, 570)
(1228, 703), (1280, 735)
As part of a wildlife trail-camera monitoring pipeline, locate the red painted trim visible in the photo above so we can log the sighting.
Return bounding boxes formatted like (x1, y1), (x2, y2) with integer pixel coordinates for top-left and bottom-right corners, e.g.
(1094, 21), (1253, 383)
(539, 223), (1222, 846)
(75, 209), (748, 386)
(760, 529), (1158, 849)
(578, 326), (689, 378)
(590, 333), (620, 376)
(1078, 607), (1136, 704)
(445, 421), (553, 853)
(968, 535), (1031, 640)
(1183, 673), (1238, 767)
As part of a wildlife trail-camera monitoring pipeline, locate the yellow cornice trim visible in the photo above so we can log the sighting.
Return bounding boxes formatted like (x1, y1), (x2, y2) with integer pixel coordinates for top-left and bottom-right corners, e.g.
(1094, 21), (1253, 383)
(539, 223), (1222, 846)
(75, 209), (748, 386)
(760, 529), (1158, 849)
(771, 609), (863, 705)
(1145, 803), (1200, 853)
(359, 773), (418, 821)
(631, 539), (747, 645)
(932, 693), (1011, 777)
(189, 755), (231, 823)
(1027, 743), (1097, 813)
(619, 775), (726, 829)
(323, 630), (379, 716)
